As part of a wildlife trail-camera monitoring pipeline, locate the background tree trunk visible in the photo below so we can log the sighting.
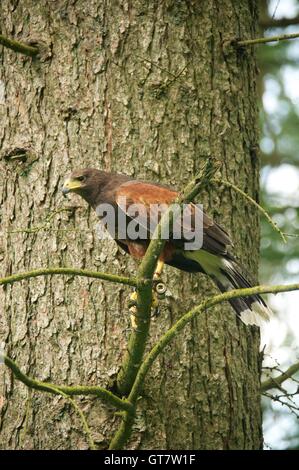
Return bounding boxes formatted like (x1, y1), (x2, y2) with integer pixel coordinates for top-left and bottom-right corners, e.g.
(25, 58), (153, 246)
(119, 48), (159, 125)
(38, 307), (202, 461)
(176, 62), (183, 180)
(0, 0), (262, 449)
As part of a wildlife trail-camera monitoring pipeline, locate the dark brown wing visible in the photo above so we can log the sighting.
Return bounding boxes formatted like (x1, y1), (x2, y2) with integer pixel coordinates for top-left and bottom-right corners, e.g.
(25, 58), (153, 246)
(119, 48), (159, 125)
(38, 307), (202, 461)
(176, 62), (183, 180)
(115, 180), (232, 256)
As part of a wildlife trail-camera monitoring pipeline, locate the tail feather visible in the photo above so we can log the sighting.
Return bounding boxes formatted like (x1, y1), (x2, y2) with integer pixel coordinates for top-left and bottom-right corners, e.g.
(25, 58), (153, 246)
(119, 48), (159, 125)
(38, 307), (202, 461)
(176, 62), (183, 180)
(182, 249), (272, 326)
(215, 259), (272, 326)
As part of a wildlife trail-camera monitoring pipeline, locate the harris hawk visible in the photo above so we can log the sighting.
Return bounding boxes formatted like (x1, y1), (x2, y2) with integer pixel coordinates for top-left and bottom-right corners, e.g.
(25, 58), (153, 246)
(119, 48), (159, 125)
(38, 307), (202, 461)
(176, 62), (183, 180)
(62, 168), (271, 326)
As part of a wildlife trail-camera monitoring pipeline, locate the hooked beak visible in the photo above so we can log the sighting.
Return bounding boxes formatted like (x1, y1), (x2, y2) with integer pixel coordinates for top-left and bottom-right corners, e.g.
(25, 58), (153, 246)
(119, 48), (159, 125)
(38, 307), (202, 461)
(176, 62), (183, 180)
(61, 178), (82, 196)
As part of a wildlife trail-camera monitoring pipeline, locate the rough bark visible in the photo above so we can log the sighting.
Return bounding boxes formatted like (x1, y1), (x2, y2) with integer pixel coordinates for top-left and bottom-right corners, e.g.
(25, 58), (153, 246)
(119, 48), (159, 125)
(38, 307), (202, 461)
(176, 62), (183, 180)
(0, 0), (262, 449)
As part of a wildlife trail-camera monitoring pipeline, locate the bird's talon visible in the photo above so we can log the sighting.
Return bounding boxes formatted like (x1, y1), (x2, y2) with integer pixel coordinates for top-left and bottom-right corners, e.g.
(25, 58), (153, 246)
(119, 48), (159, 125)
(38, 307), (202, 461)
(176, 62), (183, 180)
(152, 307), (161, 318)
(128, 290), (138, 309)
(128, 290), (139, 329)
(128, 299), (137, 309)
(151, 290), (162, 317)
(128, 281), (164, 327)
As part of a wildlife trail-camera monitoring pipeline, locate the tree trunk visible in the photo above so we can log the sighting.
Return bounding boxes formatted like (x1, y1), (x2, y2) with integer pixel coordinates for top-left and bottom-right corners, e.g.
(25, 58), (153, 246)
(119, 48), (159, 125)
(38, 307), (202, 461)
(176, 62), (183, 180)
(0, 0), (262, 450)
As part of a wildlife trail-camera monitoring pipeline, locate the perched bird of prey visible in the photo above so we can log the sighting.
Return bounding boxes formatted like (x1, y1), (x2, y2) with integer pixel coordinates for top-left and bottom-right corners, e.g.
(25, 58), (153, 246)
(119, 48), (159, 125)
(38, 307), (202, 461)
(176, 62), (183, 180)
(62, 168), (271, 326)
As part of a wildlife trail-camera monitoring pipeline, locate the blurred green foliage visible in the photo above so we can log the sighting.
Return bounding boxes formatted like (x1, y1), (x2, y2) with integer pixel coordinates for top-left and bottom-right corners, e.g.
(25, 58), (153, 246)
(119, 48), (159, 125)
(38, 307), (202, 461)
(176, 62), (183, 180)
(258, 41), (299, 281)
(258, 0), (299, 450)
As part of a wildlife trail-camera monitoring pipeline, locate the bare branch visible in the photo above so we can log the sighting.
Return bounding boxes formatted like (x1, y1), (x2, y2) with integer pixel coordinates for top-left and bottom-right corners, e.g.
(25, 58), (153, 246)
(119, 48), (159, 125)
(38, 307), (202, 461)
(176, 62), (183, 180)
(263, 392), (299, 418)
(261, 361), (299, 392)
(260, 16), (299, 29)
(235, 31), (299, 47)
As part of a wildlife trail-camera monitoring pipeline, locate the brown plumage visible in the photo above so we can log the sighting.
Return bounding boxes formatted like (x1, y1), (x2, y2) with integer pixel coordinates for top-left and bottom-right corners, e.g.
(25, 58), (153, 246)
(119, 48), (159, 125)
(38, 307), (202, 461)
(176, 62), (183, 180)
(62, 168), (271, 326)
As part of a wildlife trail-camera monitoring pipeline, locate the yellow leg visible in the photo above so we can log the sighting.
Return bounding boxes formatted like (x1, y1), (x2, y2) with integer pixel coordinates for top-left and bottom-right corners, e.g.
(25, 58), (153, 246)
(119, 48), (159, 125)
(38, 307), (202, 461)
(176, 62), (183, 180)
(152, 260), (166, 317)
(128, 261), (165, 327)
(154, 260), (164, 280)
(129, 290), (138, 329)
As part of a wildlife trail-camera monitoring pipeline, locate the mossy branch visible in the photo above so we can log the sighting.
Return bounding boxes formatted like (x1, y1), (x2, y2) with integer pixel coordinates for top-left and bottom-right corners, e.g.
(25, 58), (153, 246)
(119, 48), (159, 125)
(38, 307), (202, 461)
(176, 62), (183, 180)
(235, 32), (299, 47)
(0, 267), (136, 288)
(261, 361), (299, 393)
(116, 158), (219, 396)
(131, 282), (299, 401)
(2, 355), (133, 413)
(0, 34), (38, 57)
(110, 281), (299, 449)
(109, 410), (136, 450)
(45, 385), (96, 450)
(2, 355), (96, 449)
(213, 178), (287, 243)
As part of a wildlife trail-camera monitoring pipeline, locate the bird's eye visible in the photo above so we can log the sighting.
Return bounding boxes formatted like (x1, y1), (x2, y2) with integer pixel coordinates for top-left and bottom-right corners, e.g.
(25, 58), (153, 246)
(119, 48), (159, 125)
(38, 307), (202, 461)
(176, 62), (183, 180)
(77, 176), (85, 182)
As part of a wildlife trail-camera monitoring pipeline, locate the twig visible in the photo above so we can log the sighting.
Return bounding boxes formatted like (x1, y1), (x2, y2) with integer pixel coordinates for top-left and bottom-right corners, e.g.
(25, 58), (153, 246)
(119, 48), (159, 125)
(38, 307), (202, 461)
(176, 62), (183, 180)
(2, 355), (133, 412)
(271, 0), (281, 22)
(116, 158), (219, 396)
(48, 385), (96, 450)
(0, 267), (137, 288)
(9, 228), (90, 234)
(9, 208), (75, 234)
(110, 281), (299, 449)
(213, 178), (287, 243)
(259, 16), (299, 29)
(275, 390), (299, 399)
(263, 392), (299, 417)
(236, 31), (299, 47)
(136, 54), (178, 79)
(0, 34), (38, 57)
(135, 54), (187, 82)
(261, 361), (299, 392)
(283, 232), (299, 238)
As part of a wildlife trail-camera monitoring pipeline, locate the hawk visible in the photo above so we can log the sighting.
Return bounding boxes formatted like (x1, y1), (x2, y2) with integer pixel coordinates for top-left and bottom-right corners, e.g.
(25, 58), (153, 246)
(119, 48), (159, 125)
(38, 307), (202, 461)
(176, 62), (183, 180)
(62, 168), (271, 326)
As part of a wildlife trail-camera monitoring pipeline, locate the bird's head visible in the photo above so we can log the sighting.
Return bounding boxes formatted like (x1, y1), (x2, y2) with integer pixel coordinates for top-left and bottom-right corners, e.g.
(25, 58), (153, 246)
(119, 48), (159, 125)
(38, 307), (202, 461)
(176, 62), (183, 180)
(62, 168), (93, 194)
(62, 168), (105, 206)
